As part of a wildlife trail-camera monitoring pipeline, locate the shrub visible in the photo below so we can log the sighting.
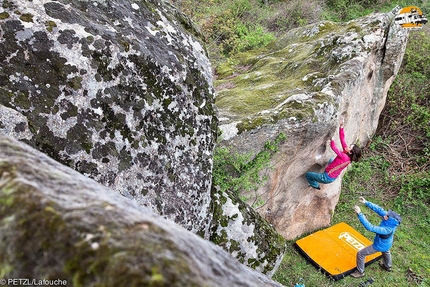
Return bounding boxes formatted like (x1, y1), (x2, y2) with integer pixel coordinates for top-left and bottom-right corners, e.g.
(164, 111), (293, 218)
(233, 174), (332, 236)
(264, 0), (324, 34)
(395, 173), (430, 210)
(378, 27), (430, 166)
(234, 24), (275, 52)
(198, 0), (273, 55)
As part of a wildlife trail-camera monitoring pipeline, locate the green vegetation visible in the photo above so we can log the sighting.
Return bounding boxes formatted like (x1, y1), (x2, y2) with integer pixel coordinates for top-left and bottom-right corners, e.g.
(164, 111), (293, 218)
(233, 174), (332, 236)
(272, 26), (430, 286)
(273, 155), (429, 286)
(212, 132), (286, 207)
(173, 0), (428, 61)
(174, 0), (429, 285)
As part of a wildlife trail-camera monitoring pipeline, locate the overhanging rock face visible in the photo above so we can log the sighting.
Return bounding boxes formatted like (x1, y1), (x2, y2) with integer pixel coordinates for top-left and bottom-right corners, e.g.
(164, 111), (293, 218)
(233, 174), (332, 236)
(0, 0), (217, 237)
(215, 10), (409, 239)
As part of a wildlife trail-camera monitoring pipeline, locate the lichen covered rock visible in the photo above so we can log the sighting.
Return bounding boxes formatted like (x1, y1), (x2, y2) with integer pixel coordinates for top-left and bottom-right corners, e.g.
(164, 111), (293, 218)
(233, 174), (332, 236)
(215, 11), (409, 239)
(0, 133), (284, 287)
(0, 0), (217, 237)
(0, 0), (288, 275)
(210, 186), (286, 277)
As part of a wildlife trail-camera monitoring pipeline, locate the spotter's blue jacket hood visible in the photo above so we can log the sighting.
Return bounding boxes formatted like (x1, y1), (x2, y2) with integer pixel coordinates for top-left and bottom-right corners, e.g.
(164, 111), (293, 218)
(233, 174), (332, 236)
(357, 201), (401, 252)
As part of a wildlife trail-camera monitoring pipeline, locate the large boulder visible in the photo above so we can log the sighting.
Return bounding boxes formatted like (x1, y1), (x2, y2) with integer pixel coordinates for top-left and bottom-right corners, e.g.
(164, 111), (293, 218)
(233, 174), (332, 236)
(0, 133), (284, 287)
(215, 10), (409, 239)
(0, 0), (216, 236)
(0, 0), (285, 275)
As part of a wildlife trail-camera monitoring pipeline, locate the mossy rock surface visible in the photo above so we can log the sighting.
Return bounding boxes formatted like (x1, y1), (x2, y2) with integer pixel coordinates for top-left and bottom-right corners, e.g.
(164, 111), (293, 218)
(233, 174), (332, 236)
(0, 134), (284, 287)
(0, 0), (291, 276)
(215, 18), (386, 134)
(213, 10), (409, 241)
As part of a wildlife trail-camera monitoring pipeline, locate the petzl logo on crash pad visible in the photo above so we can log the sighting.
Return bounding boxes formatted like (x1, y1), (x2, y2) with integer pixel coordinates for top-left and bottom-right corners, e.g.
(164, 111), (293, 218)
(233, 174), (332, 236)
(338, 232), (366, 251)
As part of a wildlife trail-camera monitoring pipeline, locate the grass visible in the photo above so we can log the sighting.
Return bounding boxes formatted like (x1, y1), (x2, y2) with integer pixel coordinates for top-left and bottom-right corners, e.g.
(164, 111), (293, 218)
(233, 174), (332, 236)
(171, 1), (430, 285)
(271, 23), (430, 287)
(272, 157), (430, 286)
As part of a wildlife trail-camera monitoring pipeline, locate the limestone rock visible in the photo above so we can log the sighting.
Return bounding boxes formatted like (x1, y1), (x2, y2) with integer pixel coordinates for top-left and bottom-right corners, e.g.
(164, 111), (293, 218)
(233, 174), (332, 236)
(215, 10), (409, 239)
(0, 133), (284, 287)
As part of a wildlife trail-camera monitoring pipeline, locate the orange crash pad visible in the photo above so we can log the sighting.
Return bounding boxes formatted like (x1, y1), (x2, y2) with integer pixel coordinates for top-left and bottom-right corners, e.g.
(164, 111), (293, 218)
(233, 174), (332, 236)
(295, 222), (382, 280)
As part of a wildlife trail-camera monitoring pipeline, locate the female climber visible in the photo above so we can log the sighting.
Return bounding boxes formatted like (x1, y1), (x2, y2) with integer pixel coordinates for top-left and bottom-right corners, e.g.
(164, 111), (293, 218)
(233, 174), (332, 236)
(305, 118), (362, 190)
